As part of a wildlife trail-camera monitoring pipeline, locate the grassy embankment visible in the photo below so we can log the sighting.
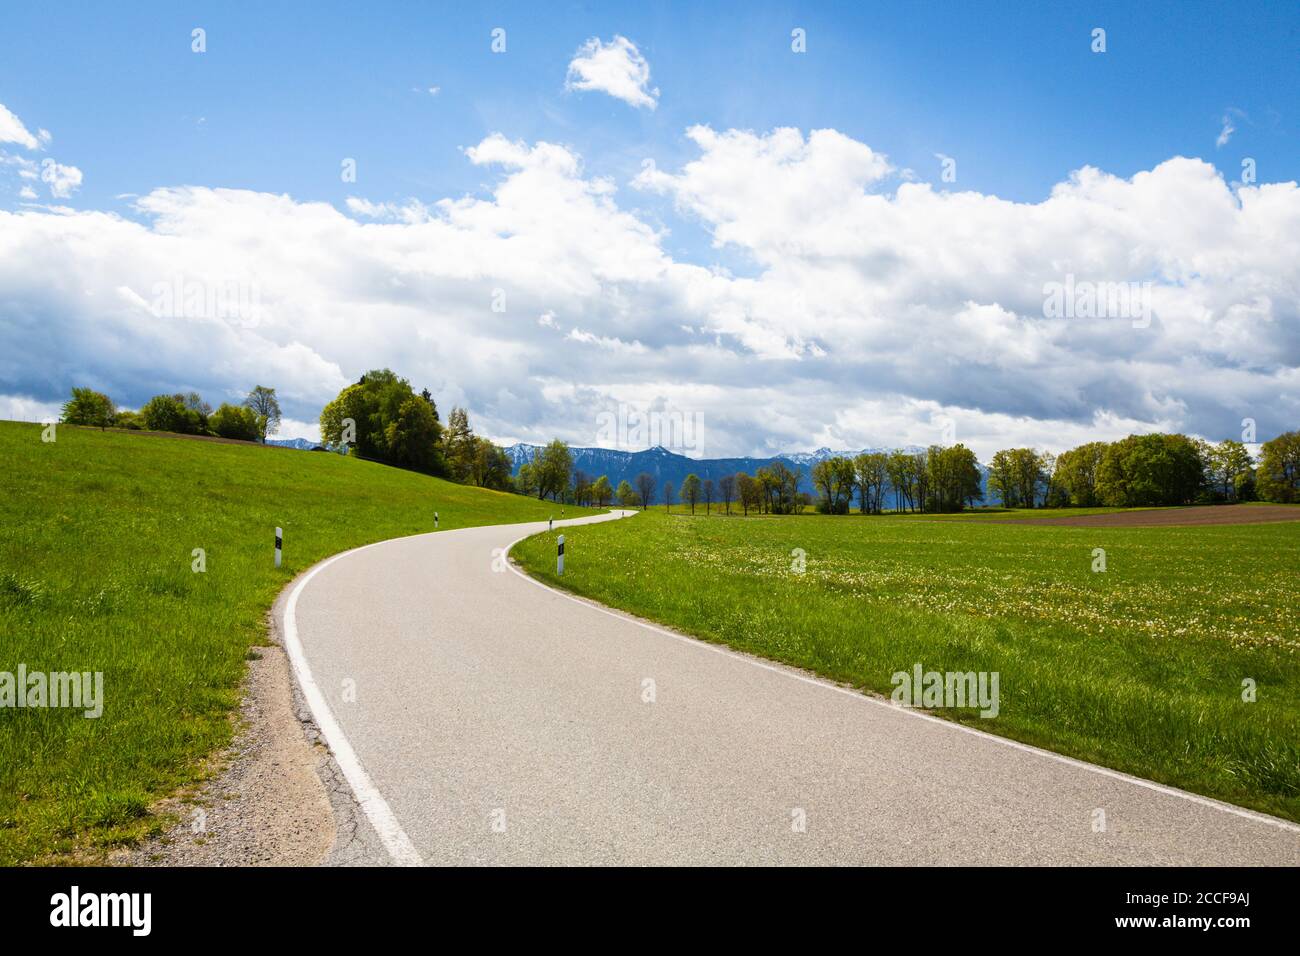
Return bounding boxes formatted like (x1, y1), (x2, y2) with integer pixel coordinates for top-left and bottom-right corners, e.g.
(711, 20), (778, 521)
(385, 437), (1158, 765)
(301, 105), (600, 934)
(0, 420), (595, 864)
(514, 507), (1300, 822)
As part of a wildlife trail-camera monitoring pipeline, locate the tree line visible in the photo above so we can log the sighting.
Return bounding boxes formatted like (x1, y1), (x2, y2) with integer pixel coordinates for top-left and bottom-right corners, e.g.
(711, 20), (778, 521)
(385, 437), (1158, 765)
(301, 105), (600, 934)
(988, 433), (1299, 507)
(612, 431), (1300, 517)
(577, 447), (983, 517)
(60, 385), (282, 442)
(808, 446), (983, 514)
(60, 373), (1300, 511)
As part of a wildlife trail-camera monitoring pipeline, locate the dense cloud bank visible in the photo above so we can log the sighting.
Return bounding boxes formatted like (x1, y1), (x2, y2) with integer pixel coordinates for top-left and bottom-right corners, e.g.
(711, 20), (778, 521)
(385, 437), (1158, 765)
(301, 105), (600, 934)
(1, 126), (1296, 458)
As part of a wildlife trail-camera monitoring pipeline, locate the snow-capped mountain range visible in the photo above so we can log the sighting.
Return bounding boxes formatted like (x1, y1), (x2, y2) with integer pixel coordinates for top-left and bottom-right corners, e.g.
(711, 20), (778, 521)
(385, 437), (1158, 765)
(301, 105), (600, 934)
(266, 437), (323, 451)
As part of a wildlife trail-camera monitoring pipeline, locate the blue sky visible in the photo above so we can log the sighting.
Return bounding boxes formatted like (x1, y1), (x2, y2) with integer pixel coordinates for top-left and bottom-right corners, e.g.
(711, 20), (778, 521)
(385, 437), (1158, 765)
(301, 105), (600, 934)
(5, 2), (1295, 216)
(1, 2), (1297, 456)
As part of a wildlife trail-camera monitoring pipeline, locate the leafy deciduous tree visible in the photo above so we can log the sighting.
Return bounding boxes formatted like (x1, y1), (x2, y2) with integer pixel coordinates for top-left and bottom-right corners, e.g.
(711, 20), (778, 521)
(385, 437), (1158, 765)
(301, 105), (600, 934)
(1257, 431), (1300, 504)
(243, 385), (281, 442)
(60, 388), (115, 429)
(681, 473), (702, 514)
(1096, 434), (1205, 506)
(1206, 439), (1254, 502)
(209, 403), (262, 441)
(535, 439), (574, 501)
(635, 472), (656, 512)
(616, 479), (638, 508)
(319, 369), (444, 474)
(718, 473), (735, 514)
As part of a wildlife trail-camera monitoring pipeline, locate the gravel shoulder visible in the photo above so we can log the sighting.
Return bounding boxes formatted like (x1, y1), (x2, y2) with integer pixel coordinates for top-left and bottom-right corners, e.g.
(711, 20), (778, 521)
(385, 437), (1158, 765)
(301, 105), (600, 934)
(115, 604), (337, 866)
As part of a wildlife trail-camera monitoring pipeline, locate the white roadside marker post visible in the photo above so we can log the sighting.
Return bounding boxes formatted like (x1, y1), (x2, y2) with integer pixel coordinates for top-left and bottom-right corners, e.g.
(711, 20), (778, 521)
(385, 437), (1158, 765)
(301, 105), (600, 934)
(557, 535), (565, 576)
(549, 516), (553, 532)
(435, 511), (439, 529)
(275, 527), (282, 568)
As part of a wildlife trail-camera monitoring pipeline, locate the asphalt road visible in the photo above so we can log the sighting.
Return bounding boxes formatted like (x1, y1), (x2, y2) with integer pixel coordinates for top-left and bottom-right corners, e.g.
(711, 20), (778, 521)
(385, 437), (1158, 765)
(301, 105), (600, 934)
(281, 510), (1300, 866)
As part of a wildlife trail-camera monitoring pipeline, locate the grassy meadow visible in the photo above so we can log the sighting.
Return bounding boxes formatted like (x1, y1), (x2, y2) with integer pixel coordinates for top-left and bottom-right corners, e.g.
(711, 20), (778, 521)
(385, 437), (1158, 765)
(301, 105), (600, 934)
(514, 507), (1300, 822)
(0, 420), (595, 864)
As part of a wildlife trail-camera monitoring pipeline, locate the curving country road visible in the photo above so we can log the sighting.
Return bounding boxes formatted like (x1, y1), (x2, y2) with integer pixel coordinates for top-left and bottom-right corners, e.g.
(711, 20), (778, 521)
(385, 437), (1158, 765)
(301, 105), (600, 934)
(279, 510), (1299, 866)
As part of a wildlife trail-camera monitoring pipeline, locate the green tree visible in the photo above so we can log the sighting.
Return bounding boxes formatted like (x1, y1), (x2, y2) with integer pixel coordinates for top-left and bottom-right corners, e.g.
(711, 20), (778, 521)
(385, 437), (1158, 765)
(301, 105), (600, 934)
(736, 472), (759, 515)
(318, 370), (444, 474)
(516, 461), (539, 497)
(1096, 433), (1205, 506)
(616, 479), (638, 508)
(470, 437), (513, 490)
(384, 396), (442, 471)
(926, 445), (983, 512)
(681, 473), (702, 514)
(1053, 441), (1109, 506)
(1257, 431), (1300, 503)
(761, 461), (801, 514)
(114, 409), (144, 430)
(635, 472), (656, 512)
(140, 394), (199, 434)
(60, 387), (115, 429)
(1206, 439), (1253, 502)
(987, 449), (1019, 507)
(243, 385), (281, 442)
(755, 466), (776, 514)
(1234, 469), (1257, 502)
(209, 403), (262, 441)
(811, 459), (835, 513)
(912, 449), (931, 513)
(886, 450), (916, 512)
(572, 469), (593, 506)
(813, 456), (856, 514)
(988, 448), (1049, 507)
(662, 480), (674, 511)
(535, 439), (573, 501)
(852, 452), (888, 514)
(592, 475), (613, 507)
(443, 407), (475, 482)
(169, 393), (210, 434)
(718, 473), (735, 514)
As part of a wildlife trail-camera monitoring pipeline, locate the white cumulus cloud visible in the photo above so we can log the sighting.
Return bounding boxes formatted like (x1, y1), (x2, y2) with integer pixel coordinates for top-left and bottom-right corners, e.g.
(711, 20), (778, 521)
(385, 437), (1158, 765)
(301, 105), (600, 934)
(39, 159), (83, 198)
(565, 35), (659, 110)
(1, 127), (1297, 460)
(0, 102), (39, 150)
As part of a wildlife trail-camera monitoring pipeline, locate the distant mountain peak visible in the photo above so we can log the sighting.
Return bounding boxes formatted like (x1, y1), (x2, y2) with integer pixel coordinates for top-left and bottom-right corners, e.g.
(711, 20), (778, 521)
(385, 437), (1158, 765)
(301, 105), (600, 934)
(267, 437), (322, 451)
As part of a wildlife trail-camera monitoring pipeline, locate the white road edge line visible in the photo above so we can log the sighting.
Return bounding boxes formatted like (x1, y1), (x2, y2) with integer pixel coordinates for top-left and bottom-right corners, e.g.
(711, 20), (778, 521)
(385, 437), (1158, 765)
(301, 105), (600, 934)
(280, 515), (620, 867)
(506, 510), (1300, 837)
(283, 539), (425, 867)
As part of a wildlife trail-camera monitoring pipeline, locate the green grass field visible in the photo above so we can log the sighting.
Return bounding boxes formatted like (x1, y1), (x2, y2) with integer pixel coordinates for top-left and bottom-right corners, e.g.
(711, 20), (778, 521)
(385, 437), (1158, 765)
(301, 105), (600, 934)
(514, 508), (1300, 822)
(0, 420), (594, 864)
